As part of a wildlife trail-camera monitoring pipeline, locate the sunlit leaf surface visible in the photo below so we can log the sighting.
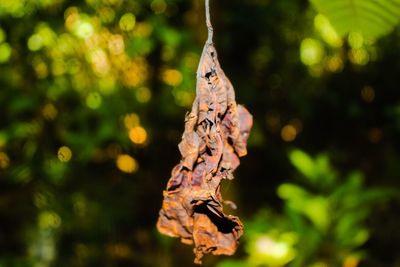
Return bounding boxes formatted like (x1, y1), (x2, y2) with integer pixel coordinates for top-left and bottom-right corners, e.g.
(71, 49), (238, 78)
(310, 0), (400, 38)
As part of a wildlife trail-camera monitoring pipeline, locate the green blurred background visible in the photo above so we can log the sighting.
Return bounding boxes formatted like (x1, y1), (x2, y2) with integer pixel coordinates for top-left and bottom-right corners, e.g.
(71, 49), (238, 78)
(1, 0), (400, 266)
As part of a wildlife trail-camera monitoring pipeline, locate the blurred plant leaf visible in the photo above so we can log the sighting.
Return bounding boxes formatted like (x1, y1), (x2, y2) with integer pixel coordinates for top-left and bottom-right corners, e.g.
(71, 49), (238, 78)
(331, 171), (363, 205)
(289, 150), (336, 187)
(278, 183), (311, 201)
(334, 208), (369, 247)
(289, 150), (315, 179)
(278, 184), (330, 231)
(310, 0), (400, 38)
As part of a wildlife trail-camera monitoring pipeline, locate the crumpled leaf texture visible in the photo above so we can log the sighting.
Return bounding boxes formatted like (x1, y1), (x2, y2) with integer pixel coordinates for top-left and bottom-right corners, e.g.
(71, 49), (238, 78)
(157, 42), (253, 264)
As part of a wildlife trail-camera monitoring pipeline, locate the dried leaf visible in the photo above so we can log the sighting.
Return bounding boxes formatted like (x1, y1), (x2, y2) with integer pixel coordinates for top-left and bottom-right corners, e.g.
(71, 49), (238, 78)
(157, 42), (253, 264)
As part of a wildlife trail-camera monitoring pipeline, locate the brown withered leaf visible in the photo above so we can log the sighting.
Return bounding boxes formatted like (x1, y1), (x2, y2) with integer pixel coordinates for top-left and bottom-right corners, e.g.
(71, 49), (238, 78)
(157, 42), (253, 264)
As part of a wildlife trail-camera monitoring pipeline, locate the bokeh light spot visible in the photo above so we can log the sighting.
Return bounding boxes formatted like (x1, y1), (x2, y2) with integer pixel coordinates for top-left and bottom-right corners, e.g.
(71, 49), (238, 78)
(129, 126), (148, 145)
(119, 13), (136, 31)
(33, 192), (48, 209)
(88, 49), (110, 76)
(64, 7), (79, 31)
(136, 87), (151, 103)
(38, 211), (62, 229)
(52, 59), (67, 76)
(123, 58), (148, 87)
(0, 152), (10, 169)
(86, 92), (102, 109)
(98, 7), (116, 23)
(162, 69), (183, 86)
(281, 124), (297, 142)
(42, 103), (58, 120)
(326, 56), (343, 73)
(348, 48), (369, 65)
(32, 56), (49, 78)
(124, 113), (140, 129)
(57, 146), (72, 162)
(108, 34), (125, 55)
(348, 32), (364, 49)
(27, 34), (43, 51)
(151, 0), (167, 14)
(116, 154), (138, 173)
(75, 21), (94, 39)
(0, 43), (11, 63)
(314, 14), (342, 48)
(361, 86), (375, 102)
(300, 38), (324, 66)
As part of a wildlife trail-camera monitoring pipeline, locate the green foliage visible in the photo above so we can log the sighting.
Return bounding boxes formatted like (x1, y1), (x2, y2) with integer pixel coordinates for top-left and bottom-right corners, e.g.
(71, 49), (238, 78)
(219, 150), (391, 267)
(310, 0), (400, 38)
(289, 149), (335, 187)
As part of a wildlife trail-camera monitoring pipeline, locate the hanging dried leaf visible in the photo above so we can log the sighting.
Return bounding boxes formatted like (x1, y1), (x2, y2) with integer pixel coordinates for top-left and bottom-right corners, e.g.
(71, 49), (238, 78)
(157, 44), (253, 264)
(157, 1), (253, 264)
